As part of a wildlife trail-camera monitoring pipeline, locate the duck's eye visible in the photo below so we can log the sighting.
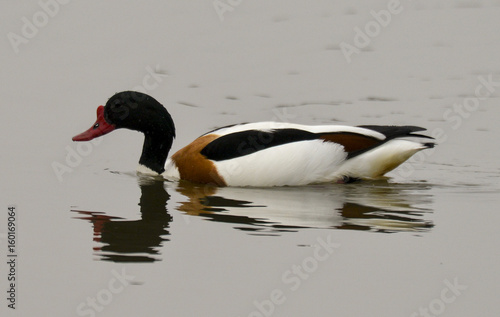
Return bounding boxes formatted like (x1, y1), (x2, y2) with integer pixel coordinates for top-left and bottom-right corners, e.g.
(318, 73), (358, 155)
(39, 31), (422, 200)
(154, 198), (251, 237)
(93, 123), (100, 129)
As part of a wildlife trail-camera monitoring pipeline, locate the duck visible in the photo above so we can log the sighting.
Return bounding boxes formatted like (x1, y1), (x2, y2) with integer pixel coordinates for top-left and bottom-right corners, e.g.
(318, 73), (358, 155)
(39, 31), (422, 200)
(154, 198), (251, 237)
(72, 91), (434, 187)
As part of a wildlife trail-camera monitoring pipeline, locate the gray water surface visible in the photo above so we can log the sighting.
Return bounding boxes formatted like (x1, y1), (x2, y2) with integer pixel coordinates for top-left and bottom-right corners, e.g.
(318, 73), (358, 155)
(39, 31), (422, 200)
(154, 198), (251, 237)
(1, 1), (499, 316)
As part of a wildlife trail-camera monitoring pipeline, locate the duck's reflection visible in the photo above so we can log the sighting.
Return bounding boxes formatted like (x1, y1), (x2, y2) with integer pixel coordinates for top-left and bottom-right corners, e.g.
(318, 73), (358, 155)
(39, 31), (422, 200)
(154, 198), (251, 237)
(176, 180), (434, 234)
(73, 178), (433, 262)
(72, 178), (171, 262)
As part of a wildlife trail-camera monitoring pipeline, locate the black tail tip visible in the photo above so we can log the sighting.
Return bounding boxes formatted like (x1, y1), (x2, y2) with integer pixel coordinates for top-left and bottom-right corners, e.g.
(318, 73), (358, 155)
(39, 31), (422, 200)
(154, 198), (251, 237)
(423, 142), (435, 148)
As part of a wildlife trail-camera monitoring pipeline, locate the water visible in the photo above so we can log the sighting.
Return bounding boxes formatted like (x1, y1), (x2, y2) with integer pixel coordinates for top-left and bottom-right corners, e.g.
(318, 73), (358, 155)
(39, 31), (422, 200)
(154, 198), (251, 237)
(72, 179), (434, 263)
(1, 1), (500, 316)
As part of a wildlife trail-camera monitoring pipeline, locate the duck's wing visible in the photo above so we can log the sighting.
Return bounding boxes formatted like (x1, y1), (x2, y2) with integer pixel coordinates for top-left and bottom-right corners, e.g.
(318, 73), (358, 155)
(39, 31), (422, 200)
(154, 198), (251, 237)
(200, 122), (393, 162)
(200, 128), (382, 161)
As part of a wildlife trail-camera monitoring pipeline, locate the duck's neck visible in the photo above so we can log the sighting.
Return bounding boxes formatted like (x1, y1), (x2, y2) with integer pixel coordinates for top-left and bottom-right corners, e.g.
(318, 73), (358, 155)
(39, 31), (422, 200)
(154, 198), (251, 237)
(139, 133), (173, 174)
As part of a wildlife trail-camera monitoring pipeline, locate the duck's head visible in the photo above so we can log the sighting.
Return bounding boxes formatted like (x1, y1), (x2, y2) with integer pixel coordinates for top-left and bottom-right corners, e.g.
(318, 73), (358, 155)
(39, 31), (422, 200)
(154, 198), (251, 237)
(72, 91), (175, 142)
(73, 91), (176, 174)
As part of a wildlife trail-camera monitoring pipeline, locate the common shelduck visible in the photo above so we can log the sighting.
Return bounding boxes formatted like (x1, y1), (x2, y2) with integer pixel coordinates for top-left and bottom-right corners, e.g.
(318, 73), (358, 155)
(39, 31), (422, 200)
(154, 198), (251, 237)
(72, 91), (434, 186)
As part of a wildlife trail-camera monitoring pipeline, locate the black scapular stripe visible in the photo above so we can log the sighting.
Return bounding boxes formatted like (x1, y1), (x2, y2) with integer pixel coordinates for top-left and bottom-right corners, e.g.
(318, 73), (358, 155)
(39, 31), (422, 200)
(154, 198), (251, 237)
(200, 129), (318, 161)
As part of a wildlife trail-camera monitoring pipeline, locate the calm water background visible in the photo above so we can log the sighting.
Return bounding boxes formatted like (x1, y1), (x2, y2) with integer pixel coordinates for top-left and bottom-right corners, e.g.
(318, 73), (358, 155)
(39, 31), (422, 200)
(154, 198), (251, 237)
(1, 1), (499, 316)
